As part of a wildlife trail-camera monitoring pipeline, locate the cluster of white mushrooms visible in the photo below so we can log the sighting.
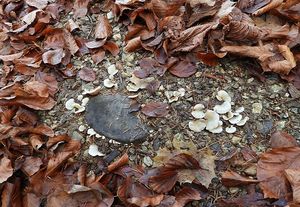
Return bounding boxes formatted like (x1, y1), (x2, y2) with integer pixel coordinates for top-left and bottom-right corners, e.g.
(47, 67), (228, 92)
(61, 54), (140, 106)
(65, 95), (89, 114)
(189, 90), (249, 134)
(103, 64), (119, 88)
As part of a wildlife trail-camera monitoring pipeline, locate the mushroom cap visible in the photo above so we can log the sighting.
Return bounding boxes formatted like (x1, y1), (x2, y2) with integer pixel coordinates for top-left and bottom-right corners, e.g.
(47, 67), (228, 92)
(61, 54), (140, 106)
(236, 116), (249, 126)
(81, 97), (89, 106)
(88, 144), (105, 157)
(189, 119), (206, 132)
(214, 101), (231, 114)
(205, 110), (220, 130)
(235, 106), (244, 114)
(229, 114), (243, 124)
(216, 90), (231, 102)
(191, 104), (205, 118)
(104, 79), (115, 88)
(222, 111), (234, 120)
(65, 98), (76, 110)
(208, 123), (223, 133)
(107, 64), (118, 76)
(225, 126), (237, 133)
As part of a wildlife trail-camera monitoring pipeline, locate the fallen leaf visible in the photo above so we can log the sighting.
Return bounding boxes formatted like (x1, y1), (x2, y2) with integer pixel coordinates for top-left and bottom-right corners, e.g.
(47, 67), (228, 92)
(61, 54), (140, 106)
(21, 157), (43, 176)
(94, 15), (112, 40)
(0, 52), (24, 62)
(78, 67), (96, 82)
(103, 41), (120, 56)
(141, 102), (169, 117)
(73, 0), (90, 18)
(25, 0), (48, 9)
(173, 187), (202, 207)
(217, 192), (270, 207)
(91, 49), (105, 64)
(127, 194), (165, 207)
(42, 49), (65, 65)
(257, 147), (300, 199)
(285, 168), (300, 203)
(221, 170), (259, 187)
(169, 60), (196, 78)
(0, 157), (13, 183)
(270, 131), (298, 148)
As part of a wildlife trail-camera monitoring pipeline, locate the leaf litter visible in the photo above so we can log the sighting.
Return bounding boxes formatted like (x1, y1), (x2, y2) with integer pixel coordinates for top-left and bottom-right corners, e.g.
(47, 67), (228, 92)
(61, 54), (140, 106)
(0, 0), (300, 206)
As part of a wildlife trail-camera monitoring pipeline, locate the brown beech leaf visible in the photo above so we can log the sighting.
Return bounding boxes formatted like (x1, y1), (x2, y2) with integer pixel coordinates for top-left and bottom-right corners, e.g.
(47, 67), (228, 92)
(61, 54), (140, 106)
(127, 194), (165, 206)
(85, 40), (106, 49)
(73, 0), (90, 18)
(46, 139), (81, 176)
(42, 49), (65, 65)
(151, 0), (186, 18)
(78, 67), (96, 82)
(94, 15), (112, 40)
(66, 19), (79, 32)
(196, 53), (219, 66)
(124, 36), (142, 52)
(0, 157), (13, 183)
(217, 192), (269, 207)
(253, 0), (283, 16)
(141, 102), (169, 117)
(21, 157), (43, 176)
(0, 52), (23, 62)
(169, 60), (196, 78)
(103, 41), (120, 56)
(237, 0), (271, 14)
(221, 44), (296, 75)
(108, 153), (129, 172)
(270, 131), (298, 148)
(285, 168), (300, 203)
(257, 147), (300, 199)
(173, 187), (202, 207)
(221, 170), (259, 187)
(25, 0), (48, 9)
(149, 169), (178, 193)
(91, 49), (105, 64)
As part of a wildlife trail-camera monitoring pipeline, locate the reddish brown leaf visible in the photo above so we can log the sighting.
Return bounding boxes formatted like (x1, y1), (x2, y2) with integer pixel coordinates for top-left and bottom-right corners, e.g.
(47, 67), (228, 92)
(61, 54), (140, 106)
(217, 192), (269, 207)
(0, 157), (13, 183)
(42, 49), (65, 65)
(73, 0), (90, 18)
(108, 153), (129, 172)
(124, 36), (142, 52)
(91, 49), (105, 64)
(103, 41), (120, 56)
(173, 187), (202, 207)
(141, 102), (169, 117)
(151, 0), (185, 18)
(0, 52), (23, 62)
(21, 157), (43, 176)
(196, 52), (219, 66)
(66, 19), (79, 32)
(285, 168), (300, 203)
(78, 67), (96, 82)
(25, 0), (48, 9)
(94, 15), (112, 40)
(149, 169), (178, 193)
(169, 60), (196, 78)
(85, 40), (106, 49)
(270, 131), (298, 148)
(257, 147), (300, 199)
(127, 194), (165, 206)
(221, 170), (258, 187)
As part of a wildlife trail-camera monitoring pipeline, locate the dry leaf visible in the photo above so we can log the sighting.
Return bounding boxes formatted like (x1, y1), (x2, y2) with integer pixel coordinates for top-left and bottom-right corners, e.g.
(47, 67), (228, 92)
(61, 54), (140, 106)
(78, 67), (96, 82)
(257, 147), (300, 199)
(42, 49), (65, 65)
(221, 170), (259, 186)
(25, 0), (48, 9)
(169, 60), (196, 78)
(173, 187), (202, 207)
(94, 15), (112, 40)
(270, 131), (298, 148)
(73, 0), (90, 18)
(0, 157), (13, 183)
(141, 102), (169, 117)
(285, 168), (300, 203)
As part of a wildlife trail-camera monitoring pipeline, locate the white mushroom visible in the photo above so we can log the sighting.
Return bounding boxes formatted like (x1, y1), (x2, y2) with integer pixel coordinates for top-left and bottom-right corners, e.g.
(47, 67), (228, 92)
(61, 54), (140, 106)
(74, 105), (85, 114)
(107, 64), (118, 79)
(77, 95), (83, 101)
(82, 86), (101, 96)
(222, 111), (234, 120)
(164, 89), (185, 103)
(104, 79), (116, 88)
(208, 121), (223, 133)
(236, 116), (249, 126)
(216, 90), (231, 102)
(235, 106), (244, 114)
(229, 114), (243, 124)
(214, 101), (231, 114)
(205, 110), (220, 130)
(81, 97), (89, 106)
(225, 126), (237, 134)
(191, 104), (205, 119)
(189, 119), (206, 132)
(87, 128), (97, 136)
(126, 75), (154, 92)
(88, 144), (105, 157)
(78, 125), (86, 132)
(65, 98), (76, 110)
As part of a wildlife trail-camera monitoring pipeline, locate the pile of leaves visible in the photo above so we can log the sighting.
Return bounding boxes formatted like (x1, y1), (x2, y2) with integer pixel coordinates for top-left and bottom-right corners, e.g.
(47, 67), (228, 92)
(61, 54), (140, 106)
(112, 0), (300, 88)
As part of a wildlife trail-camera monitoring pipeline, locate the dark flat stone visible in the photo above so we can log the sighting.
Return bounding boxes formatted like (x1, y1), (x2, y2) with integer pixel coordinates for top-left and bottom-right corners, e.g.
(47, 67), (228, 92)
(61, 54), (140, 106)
(85, 94), (148, 143)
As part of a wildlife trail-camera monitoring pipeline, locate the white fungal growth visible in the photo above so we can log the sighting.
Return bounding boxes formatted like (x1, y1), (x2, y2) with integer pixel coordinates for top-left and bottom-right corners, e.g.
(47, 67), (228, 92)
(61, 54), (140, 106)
(87, 128), (97, 136)
(82, 86), (101, 95)
(229, 114), (243, 124)
(126, 75), (154, 92)
(235, 106), (244, 114)
(208, 121), (223, 133)
(226, 126), (237, 134)
(107, 64), (118, 78)
(65, 98), (76, 110)
(205, 110), (220, 130)
(189, 119), (206, 132)
(222, 111), (234, 120)
(191, 104), (205, 119)
(236, 116), (249, 126)
(104, 79), (116, 88)
(214, 101), (231, 114)
(88, 144), (105, 157)
(78, 125), (86, 132)
(81, 97), (89, 106)
(216, 90), (231, 102)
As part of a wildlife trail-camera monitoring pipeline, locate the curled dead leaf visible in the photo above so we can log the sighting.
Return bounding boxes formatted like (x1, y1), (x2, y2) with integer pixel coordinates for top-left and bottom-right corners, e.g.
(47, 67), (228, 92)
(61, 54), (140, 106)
(141, 102), (169, 117)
